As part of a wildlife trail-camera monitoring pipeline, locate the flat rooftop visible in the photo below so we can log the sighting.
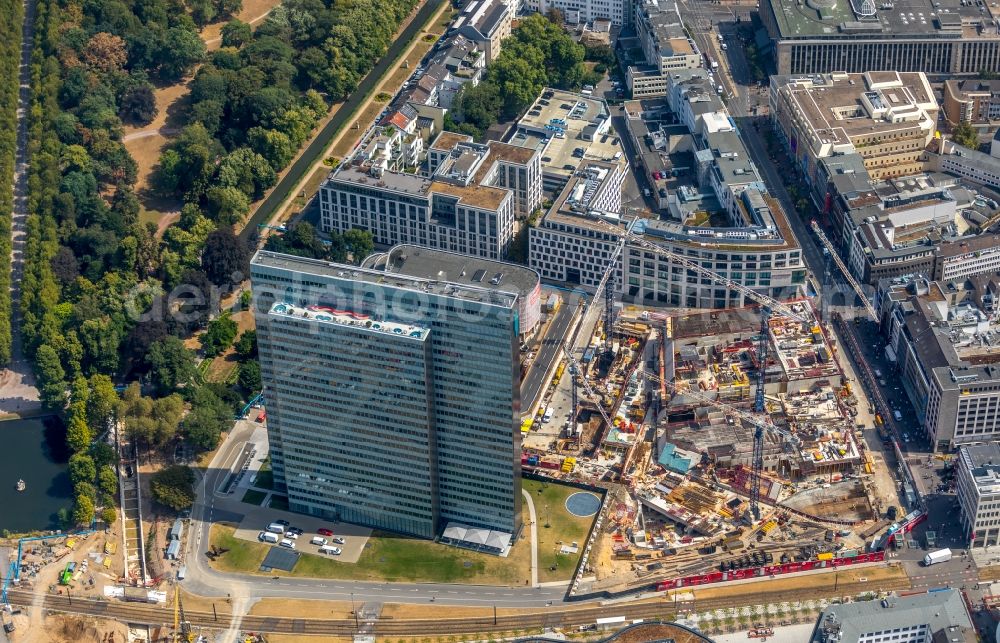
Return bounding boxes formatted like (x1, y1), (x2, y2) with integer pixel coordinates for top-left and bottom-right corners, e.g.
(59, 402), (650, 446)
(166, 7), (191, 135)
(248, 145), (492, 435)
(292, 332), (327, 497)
(383, 244), (540, 299)
(773, 72), (935, 147)
(542, 161), (628, 233)
(251, 250), (520, 310)
(765, 0), (1000, 39)
(960, 443), (1000, 495)
(508, 88), (623, 177)
(814, 590), (974, 643)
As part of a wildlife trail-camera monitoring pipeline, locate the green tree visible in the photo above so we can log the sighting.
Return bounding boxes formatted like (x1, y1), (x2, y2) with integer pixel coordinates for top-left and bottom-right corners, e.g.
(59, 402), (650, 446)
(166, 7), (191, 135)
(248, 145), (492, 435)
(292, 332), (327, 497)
(206, 185), (250, 225)
(73, 493), (96, 526)
(147, 336), (197, 393)
(247, 127), (296, 169)
(87, 374), (119, 432)
(238, 360), (261, 391)
(221, 20), (251, 48)
(234, 329), (257, 359)
(343, 228), (374, 263)
(202, 312), (238, 356)
(66, 416), (93, 454)
(35, 343), (67, 409)
(101, 506), (118, 526)
(952, 121), (979, 149)
(150, 465), (196, 511)
(119, 84), (158, 125)
(217, 147), (276, 199)
(183, 386), (232, 450)
(69, 453), (97, 487)
(201, 228), (250, 287)
(159, 27), (207, 81)
(90, 442), (116, 470)
(98, 466), (118, 496)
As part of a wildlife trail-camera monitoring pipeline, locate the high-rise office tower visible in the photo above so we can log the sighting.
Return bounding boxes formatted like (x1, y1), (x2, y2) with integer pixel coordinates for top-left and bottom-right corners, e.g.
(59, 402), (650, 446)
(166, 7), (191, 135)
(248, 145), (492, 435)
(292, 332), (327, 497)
(250, 246), (539, 540)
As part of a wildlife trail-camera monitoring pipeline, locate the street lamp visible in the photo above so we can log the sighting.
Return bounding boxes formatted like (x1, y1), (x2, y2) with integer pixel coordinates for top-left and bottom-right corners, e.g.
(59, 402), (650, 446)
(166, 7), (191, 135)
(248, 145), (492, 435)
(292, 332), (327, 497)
(351, 592), (358, 630)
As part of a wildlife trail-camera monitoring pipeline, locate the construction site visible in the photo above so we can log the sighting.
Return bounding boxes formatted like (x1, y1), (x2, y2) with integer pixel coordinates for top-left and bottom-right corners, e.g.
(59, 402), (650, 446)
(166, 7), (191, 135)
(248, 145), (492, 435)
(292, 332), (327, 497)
(521, 291), (897, 594)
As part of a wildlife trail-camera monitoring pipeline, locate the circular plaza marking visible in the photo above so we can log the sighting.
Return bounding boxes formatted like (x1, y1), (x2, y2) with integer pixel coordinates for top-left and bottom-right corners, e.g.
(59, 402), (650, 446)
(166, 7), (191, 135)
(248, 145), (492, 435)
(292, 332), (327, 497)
(565, 492), (601, 517)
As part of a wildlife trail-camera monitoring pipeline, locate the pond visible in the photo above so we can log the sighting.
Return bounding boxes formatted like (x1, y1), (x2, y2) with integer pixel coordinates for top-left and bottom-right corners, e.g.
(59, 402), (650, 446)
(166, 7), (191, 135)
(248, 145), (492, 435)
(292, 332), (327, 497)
(0, 416), (72, 533)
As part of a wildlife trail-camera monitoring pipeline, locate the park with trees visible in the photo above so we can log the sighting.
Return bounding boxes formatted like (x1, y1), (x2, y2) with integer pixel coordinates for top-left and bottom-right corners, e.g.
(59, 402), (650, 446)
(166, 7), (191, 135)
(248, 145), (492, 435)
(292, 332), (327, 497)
(13, 0), (384, 526)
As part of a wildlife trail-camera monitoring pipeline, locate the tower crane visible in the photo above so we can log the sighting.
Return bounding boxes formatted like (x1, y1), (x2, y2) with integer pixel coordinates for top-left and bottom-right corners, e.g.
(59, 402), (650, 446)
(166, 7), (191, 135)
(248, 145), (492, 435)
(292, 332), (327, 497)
(590, 218), (812, 520)
(810, 220), (878, 322)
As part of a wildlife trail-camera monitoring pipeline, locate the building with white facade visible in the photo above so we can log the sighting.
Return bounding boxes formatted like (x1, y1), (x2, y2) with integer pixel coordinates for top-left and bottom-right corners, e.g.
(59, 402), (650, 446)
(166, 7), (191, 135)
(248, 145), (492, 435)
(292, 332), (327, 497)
(877, 274), (1000, 451)
(453, 0), (511, 64)
(524, 0), (626, 25)
(957, 443), (1000, 548)
(770, 71), (938, 186)
(529, 161), (627, 286)
(627, 0), (702, 98)
(811, 590), (974, 643)
(319, 131), (542, 261)
(929, 139), (1000, 192)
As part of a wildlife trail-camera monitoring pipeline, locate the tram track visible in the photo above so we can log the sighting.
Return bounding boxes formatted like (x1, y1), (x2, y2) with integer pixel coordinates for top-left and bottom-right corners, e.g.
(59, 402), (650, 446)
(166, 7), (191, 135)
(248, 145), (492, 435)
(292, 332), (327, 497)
(6, 575), (911, 635)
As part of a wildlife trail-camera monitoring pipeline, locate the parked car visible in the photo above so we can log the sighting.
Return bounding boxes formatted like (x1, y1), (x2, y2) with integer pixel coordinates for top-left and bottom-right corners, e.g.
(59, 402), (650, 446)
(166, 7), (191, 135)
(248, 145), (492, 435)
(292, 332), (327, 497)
(333, 537), (346, 544)
(275, 519), (290, 526)
(287, 527), (303, 536)
(279, 538), (295, 549)
(317, 528), (334, 537)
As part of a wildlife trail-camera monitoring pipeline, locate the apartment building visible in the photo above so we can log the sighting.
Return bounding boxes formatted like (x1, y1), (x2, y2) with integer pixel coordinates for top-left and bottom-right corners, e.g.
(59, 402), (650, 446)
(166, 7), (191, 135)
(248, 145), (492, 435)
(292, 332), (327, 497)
(957, 443), (1000, 548)
(251, 248), (535, 542)
(524, 0), (626, 25)
(770, 71), (937, 186)
(454, 0), (511, 64)
(761, 0), (1000, 76)
(627, 0), (702, 98)
(508, 88), (623, 194)
(320, 131), (543, 260)
(943, 79), (1000, 125)
(877, 274), (1000, 450)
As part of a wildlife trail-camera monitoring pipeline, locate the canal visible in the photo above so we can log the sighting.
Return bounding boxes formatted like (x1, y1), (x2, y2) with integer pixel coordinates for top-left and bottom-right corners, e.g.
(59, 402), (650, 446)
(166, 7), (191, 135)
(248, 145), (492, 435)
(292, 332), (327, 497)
(0, 416), (72, 533)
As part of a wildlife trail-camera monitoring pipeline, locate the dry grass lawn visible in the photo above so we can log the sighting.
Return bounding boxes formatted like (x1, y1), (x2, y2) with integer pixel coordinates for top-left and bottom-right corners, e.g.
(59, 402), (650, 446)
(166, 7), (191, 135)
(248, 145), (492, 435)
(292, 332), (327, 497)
(249, 598), (354, 619)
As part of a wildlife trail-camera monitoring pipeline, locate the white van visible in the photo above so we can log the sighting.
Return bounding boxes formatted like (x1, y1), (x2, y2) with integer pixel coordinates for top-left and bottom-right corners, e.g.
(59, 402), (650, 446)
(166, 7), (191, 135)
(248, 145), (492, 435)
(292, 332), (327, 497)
(176, 566), (186, 581)
(266, 523), (286, 535)
(279, 538), (295, 549)
(259, 531), (279, 543)
(542, 407), (554, 423)
(318, 545), (342, 555)
(310, 536), (327, 546)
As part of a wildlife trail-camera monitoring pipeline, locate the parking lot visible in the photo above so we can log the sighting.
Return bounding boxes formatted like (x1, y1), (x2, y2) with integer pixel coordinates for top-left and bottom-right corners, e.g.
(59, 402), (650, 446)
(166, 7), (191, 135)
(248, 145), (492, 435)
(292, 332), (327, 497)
(232, 507), (372, 563)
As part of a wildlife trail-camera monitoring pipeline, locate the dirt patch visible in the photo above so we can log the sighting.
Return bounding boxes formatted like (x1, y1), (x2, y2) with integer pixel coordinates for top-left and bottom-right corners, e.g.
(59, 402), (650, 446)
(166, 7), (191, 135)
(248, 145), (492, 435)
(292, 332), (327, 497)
(10, 613), (128, 643)
(202, 0), (284, 50)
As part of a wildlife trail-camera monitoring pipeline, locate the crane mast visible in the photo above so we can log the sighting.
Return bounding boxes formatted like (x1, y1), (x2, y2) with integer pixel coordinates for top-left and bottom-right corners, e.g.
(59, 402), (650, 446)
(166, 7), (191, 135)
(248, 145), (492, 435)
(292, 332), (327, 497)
(810, 220), (878, 321)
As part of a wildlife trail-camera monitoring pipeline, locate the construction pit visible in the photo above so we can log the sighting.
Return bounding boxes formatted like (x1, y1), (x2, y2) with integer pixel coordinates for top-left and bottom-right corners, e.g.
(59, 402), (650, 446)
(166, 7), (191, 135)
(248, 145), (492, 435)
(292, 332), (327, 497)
(520, 302), (903, 596)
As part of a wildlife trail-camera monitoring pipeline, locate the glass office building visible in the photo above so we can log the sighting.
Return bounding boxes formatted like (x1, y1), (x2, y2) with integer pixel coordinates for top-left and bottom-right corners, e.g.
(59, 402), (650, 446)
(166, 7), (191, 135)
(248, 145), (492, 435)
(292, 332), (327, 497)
(250, 249), (525, 538)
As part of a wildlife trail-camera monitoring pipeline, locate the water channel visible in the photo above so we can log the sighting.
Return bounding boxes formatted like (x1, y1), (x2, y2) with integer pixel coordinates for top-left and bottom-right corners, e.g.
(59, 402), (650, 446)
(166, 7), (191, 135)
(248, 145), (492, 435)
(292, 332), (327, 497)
(0, 416), (72, 533)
